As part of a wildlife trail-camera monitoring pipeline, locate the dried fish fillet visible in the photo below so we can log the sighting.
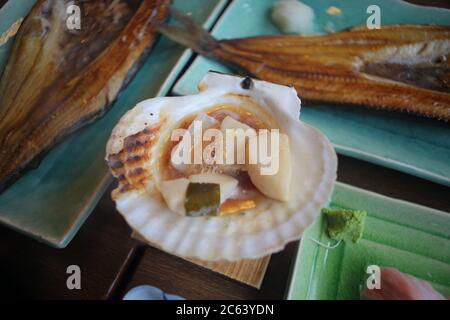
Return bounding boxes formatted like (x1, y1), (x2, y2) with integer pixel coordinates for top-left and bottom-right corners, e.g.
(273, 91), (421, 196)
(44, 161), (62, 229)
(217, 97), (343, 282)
(159, 12), (450, 121)
(0, 0), (170, 192)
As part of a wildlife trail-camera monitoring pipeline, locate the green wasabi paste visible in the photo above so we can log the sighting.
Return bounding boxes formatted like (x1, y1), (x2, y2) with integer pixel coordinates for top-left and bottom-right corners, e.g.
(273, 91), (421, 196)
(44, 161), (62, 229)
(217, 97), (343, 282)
(322, 208), (367, 243)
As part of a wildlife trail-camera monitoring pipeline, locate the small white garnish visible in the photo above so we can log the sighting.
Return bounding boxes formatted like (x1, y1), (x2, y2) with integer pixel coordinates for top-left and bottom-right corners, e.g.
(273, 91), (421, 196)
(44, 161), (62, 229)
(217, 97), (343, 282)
(309, 238), (342, 249)
(270, 0), (316, 34)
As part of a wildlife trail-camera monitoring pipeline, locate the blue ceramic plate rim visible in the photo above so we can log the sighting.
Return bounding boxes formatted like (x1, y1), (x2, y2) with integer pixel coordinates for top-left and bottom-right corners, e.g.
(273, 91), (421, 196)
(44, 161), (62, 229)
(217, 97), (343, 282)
(335, 144), (450, 187)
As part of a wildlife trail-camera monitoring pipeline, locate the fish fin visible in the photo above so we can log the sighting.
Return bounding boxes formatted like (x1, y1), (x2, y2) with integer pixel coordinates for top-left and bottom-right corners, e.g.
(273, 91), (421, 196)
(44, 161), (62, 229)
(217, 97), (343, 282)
(157, 9), (219, 56)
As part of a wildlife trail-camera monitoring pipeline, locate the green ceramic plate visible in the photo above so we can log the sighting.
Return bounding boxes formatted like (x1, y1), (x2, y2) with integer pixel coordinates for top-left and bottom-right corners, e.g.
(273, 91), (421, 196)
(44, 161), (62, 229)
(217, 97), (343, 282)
(0, 0), (229, 248)
(172, 0), (450, 187)
(287, 183), (450, 300)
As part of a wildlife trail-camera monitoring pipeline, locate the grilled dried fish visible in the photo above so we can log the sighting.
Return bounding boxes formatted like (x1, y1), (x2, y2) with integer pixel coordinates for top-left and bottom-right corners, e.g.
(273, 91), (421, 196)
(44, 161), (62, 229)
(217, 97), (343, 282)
(159, 12), (450, 121)
(0, 0), (170, 192)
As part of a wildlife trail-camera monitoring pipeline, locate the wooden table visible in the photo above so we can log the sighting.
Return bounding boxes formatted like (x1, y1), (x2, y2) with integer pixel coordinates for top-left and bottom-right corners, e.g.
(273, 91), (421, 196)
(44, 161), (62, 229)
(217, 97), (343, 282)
(0, 0), (449, 300)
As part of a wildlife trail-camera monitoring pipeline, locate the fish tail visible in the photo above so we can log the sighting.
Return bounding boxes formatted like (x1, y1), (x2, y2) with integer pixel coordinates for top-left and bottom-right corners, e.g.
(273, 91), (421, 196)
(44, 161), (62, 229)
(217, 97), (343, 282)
(157, 9), (219, 57)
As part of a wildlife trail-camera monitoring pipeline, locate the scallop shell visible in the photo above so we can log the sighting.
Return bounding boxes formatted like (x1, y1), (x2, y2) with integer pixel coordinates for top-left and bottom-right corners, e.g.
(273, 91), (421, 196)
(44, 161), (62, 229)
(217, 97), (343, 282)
(106, 72), (337, 261)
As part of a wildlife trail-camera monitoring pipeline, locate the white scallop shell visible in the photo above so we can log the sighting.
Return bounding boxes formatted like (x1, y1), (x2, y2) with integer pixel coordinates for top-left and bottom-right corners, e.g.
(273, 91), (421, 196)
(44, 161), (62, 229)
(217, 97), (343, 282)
(106, 72), (337, 261)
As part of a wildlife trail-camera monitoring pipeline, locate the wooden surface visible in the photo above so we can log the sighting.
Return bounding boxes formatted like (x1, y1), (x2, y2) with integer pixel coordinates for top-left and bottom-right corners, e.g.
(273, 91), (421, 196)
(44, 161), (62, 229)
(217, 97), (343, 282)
(186, 256), (271, 289)
(125, 241), (298, 300)
(0, 183), (138, 299)
(132, 232), (271, 289)
(0, 0), (449, 300)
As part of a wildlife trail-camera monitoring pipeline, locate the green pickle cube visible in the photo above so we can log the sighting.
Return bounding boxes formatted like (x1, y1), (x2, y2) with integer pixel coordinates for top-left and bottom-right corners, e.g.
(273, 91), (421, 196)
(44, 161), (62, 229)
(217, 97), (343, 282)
(185, 183), (221, 217)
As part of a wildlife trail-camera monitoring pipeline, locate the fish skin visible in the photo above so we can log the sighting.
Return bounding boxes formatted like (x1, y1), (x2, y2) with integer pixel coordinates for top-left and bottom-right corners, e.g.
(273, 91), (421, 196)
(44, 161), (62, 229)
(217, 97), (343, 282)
(0, 0), (170, 192)
(159, 13), (450, 121)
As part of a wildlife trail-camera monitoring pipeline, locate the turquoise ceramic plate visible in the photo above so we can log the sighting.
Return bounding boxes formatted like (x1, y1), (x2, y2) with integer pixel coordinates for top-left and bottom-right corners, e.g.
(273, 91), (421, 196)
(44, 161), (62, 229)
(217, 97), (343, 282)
(172, 0), (450, 186)
(0, 0), (229, 248)
(287, 183), (450, 300)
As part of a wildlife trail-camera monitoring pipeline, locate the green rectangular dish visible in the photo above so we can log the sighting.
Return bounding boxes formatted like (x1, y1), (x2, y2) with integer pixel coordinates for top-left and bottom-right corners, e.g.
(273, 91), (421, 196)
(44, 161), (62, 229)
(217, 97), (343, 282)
(287, 183), (450, 300)
(0, 0), (229, 247)
(173, 0), (450, 186)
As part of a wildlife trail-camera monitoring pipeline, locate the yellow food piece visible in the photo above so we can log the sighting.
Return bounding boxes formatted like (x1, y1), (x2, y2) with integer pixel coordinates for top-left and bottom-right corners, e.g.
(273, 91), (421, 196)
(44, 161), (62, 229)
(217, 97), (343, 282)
(326, 6), (342, 15)
(219, 199), (257, 216)
(0, 18), (23, 47)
